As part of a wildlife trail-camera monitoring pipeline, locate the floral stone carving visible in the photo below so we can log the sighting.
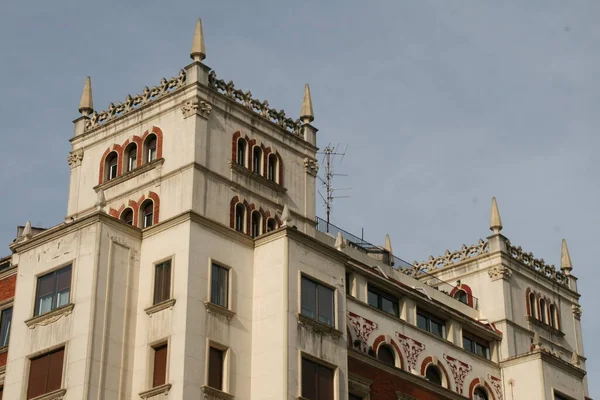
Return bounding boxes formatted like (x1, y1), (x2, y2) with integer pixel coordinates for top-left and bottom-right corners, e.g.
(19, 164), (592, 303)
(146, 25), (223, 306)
(303, 158), (319, 176)
(407, 239), (488, 276)
(347, 311), (377, 353)
(68, 149), (84, 169)
(505, 239), (569, 286)
(487, 374), (503, 399)
(395, 332), (426, 373)
(488, 265), (512, 281)
(443, 354), (472, 394)
(181, 99), (212, 119)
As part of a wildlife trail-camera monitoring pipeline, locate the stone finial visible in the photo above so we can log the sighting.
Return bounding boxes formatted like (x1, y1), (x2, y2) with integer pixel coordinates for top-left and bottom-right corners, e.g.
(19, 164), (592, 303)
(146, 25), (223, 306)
(532, 332), (542, 351)
(490, 197), (503, 234)
(300, 83), (314, 124)
(22, 221), (32, 240)
(78, 76), (94, 116)
(95, 189), (106, 212)
(335, 231), (345, 251)
(384, 234), (393, 254)
(190, 18), (206, 62)
(571, 351), (580, 366)
(281, 205), (292, 227)
(560, 239), (573, 275)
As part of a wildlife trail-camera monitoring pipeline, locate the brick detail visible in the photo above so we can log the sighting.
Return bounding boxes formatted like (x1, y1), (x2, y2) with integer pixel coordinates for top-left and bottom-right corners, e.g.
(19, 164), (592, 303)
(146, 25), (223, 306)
(467, 378), (496, 400)
(0, 351), (7, 368)
(449, 284), (474, 308)
(420, 356), (452, 391)
(0, 275), (16, 302)
(148, 191), (160, 225)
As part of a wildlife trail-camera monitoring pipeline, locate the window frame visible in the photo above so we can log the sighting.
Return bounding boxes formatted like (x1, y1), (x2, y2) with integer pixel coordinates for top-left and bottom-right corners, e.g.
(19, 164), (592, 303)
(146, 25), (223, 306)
(236, 138), (247, 167)
(539, 298), (548, 324)
(266, 218), (277, 232)
(300, 275), (336, 328)
(528, 292), (537, 318)
(33, 264), (73, 317)
(267, 153), (278, 183)
(26, 345), (66, 400)
(416, 309), (446, 338)
(144, 134), (158, 163)
(250, 211), (262, 238)
(152, 258), (173, 305)
(208, 260), (231, 310)
(377, 343), (396, 367)
(0, 306), (12, 347)
(424, 364), (443, 386)
(234, 203), (246, 233)
(300, 354), (336, 400)
(141, 200), (155, 228)
(105, 151), (118, 181)
(367, 284), (399, 317)
(120, 208), (134, 226)
(124, 143), (138, 173)
(462, 331), (490, 360)
(252, 145), (263, 175)
(473, 386), (490, 400)
(151, 342), (169, 388)
(206, 341), (230, 393)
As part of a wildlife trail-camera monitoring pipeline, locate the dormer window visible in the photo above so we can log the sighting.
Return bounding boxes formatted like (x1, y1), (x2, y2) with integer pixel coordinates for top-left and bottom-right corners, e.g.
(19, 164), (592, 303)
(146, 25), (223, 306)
(106, 152), (118, 180)
(267, 154), (278, 182)
(251, 211), (262, 238)
(235, 203), (246, 233)
(125, 144), (137, 172)
(120, 208), (134, 225)
(141, 200), (154, 228)
(237, 139), (246, 167)
(145, 135), (157, 163)
(252, 147), (262, 175)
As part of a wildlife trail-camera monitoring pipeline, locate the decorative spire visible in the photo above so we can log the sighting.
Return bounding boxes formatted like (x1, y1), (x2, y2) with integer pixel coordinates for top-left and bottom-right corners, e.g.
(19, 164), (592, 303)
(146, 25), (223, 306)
(335, 231), (345, 251)
(384, 234), (393, 254)
(532, 332), (542, 351)
(190, 18), (206, 62)
(281, 205), (292, 227)
(78, 76), (93, 116)
(95, 189), (106, 212)
(300, 83), (314, 124)
(22, 221), (32, 240)
(560, 239), (573, 275)
(490, 197), (503, 234)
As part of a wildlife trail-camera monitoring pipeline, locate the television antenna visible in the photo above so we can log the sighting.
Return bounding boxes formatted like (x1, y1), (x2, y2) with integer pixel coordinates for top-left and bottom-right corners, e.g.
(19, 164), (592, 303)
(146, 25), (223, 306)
(317, 143), (350, 233)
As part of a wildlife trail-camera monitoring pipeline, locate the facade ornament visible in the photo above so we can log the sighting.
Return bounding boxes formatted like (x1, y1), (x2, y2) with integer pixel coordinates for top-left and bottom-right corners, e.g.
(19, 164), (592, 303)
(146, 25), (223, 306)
(560, 238), (573, 275)
(443, 354), (472, 395)
(85, 70), (186, 130)
(395, 332), (426, 374)
(487, 374), (503, 400)
(488, 265), (512, 281)
(281, 205), (292, 227)
(22, 221), (32, 241)
(407, 239), (488, 277)
(571, 304), (582, 320)
(505, 239), (569, 286)
(303, 158), (319, 176)
(347, 311), (377, 353)
(300, 83), (314, 124)
(571, 351), (580, 367)
(79, 76), (94, 117)
(181, 99), (212, 119)
(190, 18), (206, 62)
(95, 189), (107, 212)
(489, 197), (503, 234)
(208, 70), (303, 137)
(68, 149), (84, 169)
(334, 231), (345, 251)
(532, 332), (543, 351)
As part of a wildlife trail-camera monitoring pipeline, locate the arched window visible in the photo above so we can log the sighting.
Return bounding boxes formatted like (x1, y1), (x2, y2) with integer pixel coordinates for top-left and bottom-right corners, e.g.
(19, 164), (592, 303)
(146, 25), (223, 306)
(473, 387), (489, 400)
(549, 304), (558, 329)
(235, 203), (245, 233)
(425, 365), (442, 386)
(253, 147), (262, 174)
(251, 211), (262, 238)
(529, 293), (537, 318)
(540, 299), (547, 324)
(237, 139), (246, 167)
(106, 152), (118, 180)
(120, 208), (134, 225)
(267, 153), (278, 182)
(454, 290), (468, 305)
(141, 200), (154, 228)
(266, 218), (277, 232)
(144, 135), (157, 163)
(125, 144), (137, 172)
(377, 344), (395, 366)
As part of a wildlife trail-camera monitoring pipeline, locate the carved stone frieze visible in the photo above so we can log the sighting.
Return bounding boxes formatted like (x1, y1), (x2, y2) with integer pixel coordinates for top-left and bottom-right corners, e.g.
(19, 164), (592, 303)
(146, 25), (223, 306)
(181, 99), (212, 119)
(347, 311), (377, 353)
(303, 158), (319, 176)
(406, 239), (488, 277)
(505, 239), (569, 286)
(443, 354), (472, 395)
(488, 265), (512, 281)
(67, 149), (84, 169)
(395, 332), (426, 373)
(487, 374), (503, 399)
(571, 304), (582, 320)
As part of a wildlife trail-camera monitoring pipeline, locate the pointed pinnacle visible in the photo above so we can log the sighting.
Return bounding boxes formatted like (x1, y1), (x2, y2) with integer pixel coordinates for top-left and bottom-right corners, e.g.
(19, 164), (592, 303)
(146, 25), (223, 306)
(281, 205), (291, 226)
(561, 239), (573, 274)
(384, 234), (393, 254)
(23, 221), (32, 238)
(78, 76), (94, 116)
(335, 231), (345, 250)
(300, 83), (314, 123)
(490, 197), (503, 234)
(190, 18), (206, 62)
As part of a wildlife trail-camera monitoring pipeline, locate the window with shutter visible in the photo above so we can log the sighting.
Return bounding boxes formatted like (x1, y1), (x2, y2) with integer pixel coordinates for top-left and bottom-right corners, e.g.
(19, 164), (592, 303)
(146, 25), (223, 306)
(35, 266), (72, 316)
(153, 260), (171, 305)
(27, 347), (64, 399)
(153, 344), (168, 387)
(301, 357), (334, 400)
(208, 347), (224, 390)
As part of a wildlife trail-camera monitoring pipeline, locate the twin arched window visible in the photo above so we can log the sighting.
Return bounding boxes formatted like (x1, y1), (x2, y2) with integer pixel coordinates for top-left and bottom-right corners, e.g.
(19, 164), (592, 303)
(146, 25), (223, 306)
(145, 135), (157, 163)
(235, 203), (246, 233)
(234, 136), (281, 184)
(425, 365), (442, 386)
(251, 211), (262, 238)
(141, 200), (154, 228)
(528, 290), (560, 330)
(101, 130), (161, 184)
(125, 143), (137, 173)
(237, 139), (246, 167)
(106, 152), (118, 180)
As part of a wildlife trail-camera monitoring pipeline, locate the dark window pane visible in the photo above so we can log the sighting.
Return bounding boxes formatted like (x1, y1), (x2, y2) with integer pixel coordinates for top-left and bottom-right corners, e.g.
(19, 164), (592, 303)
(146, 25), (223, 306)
(253, 147), (261, 174)
(367, 289), (378, 308)
(235, 204), (245, 232)
(345, 272), (351, 296)
(425, 366), (442, 385)
(153, 345), (167, 387)
(211, 264), (228, 308)
(378, 344), (395, 366)
(381, 296), (398, 317)
(474, 387), (488, 400)
(47, 348), (64, 392)
(317, 364), (334, 400)
(301, 358), (317, 400)
(121, 209), (133, 225)
(317, 285), (334, 326)
(208, 347), (224, 390)
(301, 278), (317, 320)
(431, 320), (444, 337)
(237, 140), (246, 166)
(455, 290), (468, 304)
(268, 155), (277, 181)
(0, 307), (12, 347)
(349, 395), (362, 400)
(463, 337), (473, 352)
(154, 261), (171, 304)
(417, 313), (428, 331)
(251, 212), (261, 238)
(27, 353), (50, 399)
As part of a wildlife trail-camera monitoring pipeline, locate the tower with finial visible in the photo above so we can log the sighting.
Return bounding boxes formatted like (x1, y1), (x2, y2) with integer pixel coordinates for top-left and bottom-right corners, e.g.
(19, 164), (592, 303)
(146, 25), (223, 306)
(78, 76), (93, 117)
(190, 18), (206, 62)
(489, 196), (503, 234)
(560, 238), (573, 276)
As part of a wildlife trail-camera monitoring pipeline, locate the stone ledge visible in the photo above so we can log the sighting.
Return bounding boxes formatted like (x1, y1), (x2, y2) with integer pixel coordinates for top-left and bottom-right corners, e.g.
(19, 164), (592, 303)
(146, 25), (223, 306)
(25, 304), (74, 329)
(230, 161), (287, 194)
(30, 388), (67, 400)
(145, 298), (176, 316)
(297, 313), (342, 338)
(204, 301), (236, 320)
(94, 158), (165, 192)
(201, 385), (234, 399)
(139, 383), (171, 399)
(527, 316), (564, 337)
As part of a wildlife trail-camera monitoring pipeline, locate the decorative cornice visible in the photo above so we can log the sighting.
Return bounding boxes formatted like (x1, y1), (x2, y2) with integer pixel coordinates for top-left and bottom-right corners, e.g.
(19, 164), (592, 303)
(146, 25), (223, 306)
(93, 158), (164, 192)
(201, 385), (234, 399)
(407, 239), (488, 276)
(303, 158), (319, 176)
(68, 149), (84, 169)
(0, 266), (17, 281)
(488, 265), (512, 281)
(297, 313), (342, 339)
(571, 304), (582, 320)
(181, 99), (212, 119)
(29, 388), (67, 400)
(144, 298), (176, 316)
(505, 239), (569, 286)
(139, 383), (171, 399)
(204, 301), (236, 320)
(25, 303), (74, 329)
(500, 350), (586, 379)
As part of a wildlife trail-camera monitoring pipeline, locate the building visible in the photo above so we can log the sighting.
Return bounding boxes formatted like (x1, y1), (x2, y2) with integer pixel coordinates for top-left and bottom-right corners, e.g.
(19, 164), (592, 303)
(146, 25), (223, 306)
(0, 18), (590, 400)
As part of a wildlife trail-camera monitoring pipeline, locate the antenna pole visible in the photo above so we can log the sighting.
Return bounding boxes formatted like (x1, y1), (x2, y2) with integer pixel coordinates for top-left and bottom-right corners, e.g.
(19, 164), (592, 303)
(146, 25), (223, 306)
(317, 144), (350, 232)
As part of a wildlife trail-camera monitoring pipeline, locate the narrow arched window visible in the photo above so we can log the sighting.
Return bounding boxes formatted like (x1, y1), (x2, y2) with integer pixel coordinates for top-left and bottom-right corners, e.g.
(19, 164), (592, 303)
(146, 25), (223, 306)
(251, 211), (261, 238)
(454, 290), (468, 305)
(267, 154), (278, 182)
(549, 304), (558, 328)
(425, 365), (442, 386)
(473, 387), (489, 400)
(235, 203), (245, 233)
(540, 299), (547, 324)
(237, 139), (246, 167)
(106, 152), (118, 180)
(145, 135), (157, 163)
(266, 218), (277, 232)
(253, 147), (262, 175)
(120, 208), (134, 225)
(125, 144), (137, 172)
(529, 293), (537, 318)
(141, 200), (154, 228)
(377, 344), (395, 366)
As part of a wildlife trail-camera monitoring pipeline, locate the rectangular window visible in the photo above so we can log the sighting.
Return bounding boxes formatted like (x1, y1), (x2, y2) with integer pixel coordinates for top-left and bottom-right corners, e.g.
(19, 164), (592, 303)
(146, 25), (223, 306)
(301, 357), (334, 400)
(210, 263), (229, 308)
(345, 272), (351, 296)
(27, 347), (64, 399)
(416, 310), (446, 338)
(152, 344), (168, 387)
(367, 285), (399, 317)
(463, 332), (490, 359)
(208, 347), (224, 390)
(153, 260), (171, 305)
(301, 276), (335, 327)
(0, 307), (12, 347)
(35, 265), (72, 316)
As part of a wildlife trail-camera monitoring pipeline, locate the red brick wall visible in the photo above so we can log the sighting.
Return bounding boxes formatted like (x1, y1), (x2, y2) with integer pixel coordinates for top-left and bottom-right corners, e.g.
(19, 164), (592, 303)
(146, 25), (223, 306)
(0, 275), (16, 302)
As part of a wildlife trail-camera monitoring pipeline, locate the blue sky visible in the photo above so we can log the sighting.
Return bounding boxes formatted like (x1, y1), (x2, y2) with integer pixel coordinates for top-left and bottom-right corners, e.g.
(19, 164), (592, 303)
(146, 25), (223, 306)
(1, 0), (598, 394)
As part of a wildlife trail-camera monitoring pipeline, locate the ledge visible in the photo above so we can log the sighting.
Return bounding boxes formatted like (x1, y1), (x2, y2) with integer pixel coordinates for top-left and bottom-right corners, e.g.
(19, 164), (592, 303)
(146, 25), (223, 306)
(139, 383), (171, 399)
(25, 303), (74, 329)
(0, 265), (17, 280)
(145, 298), (176, 316)
(30, 388), (67, 400)
(527, 316), (564, 337)
(297, 313), (343, 338)
(201, 385), (234, 399)
(94, 158), (165, 192)
(230, 161), (287, 194)
(204, 301), (236, 320)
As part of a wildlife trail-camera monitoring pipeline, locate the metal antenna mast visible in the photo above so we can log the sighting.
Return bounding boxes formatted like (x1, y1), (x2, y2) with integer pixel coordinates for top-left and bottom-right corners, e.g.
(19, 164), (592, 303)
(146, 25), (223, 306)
(317, 144), (350, 233)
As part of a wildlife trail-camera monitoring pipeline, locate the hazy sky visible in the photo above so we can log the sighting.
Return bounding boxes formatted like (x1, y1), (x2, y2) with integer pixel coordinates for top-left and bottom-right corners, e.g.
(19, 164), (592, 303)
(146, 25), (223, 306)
(1, 0), (598, 394)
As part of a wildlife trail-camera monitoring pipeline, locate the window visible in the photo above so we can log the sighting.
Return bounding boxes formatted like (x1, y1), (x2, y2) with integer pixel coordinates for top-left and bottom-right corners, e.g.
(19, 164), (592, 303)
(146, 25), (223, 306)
(0, 307), (12, 347)
(473, 387), (489, 400)
(349, 395), (362, 400)
(554, 392), (571, 400)
(125, 144), (137, 172)
(540, 299), (547, 324)
(0, 260), (10, 272)
(142, 201), (154, 228)
(425, 365), (442, 386)
(377, 344), (395, 366)
(208, 346), (224, 390)
(145, 135), (157, 163)
(152, 344), (168, 387)
(120, 208), (134, 225)
(235, 203), (245, 233)
(267, 154), (278, 182)
(106, 152), (118, 180)
(345, 272), (351, 296)
(367, 285), (399, 317)
(301, 276), (335, 327)
(550, 304), (558, 329)
(252, 146), (262, 174)
(463, 332), (490, 359)
(35, 265), (72, 316)
(417, 310), (445, 338)
(301, 357), (334, 400)
(237, 139), (246, 166)
(153, 260), (171, 305)
(27, 347), (64, 399)
(266, 218), (277, 232)
(528, 292), (537, 318)
(454, 290), (468, 305)
(211, 263), (229, 308)
(250, 211), (261, 238)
